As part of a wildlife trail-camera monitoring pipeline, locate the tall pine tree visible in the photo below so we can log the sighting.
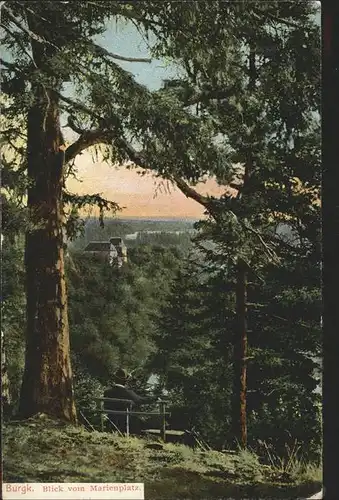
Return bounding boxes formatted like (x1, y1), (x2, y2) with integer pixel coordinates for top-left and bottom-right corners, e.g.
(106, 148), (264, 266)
(1, 2), (234, 420)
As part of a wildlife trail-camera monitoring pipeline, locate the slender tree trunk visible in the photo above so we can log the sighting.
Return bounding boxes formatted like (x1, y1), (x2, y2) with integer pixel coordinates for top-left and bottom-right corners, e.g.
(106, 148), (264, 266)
(232, 259), (248, 448)
(1, 328), (11, 417)
(18, 83), (77, 423)
(231, 41), (256, 449)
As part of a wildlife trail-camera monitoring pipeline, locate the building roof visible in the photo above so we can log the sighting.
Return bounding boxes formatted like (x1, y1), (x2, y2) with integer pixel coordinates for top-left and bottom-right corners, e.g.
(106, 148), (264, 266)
(84, 238), (127, 259)
(84, 241), (111, 252)
(110, 237), (126, 247)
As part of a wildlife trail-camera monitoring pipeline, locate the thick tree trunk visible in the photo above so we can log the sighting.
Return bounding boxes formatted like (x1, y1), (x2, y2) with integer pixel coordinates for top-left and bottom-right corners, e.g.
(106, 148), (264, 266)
(18, 86), (77, 423)
(232, 259), (248, 448)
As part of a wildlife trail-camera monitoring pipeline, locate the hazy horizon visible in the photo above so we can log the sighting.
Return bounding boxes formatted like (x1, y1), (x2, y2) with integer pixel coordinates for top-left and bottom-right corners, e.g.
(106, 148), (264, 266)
(66, 154), (232, 219)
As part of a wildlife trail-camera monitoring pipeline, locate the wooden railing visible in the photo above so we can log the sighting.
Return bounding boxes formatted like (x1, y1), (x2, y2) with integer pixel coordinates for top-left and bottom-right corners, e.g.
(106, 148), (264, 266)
(89, 397), (170, 441)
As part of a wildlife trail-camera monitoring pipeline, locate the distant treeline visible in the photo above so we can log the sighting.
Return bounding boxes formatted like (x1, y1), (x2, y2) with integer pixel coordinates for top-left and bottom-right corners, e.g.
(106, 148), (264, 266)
(69, 217), (197, 251)
(128, 231), (193, 250)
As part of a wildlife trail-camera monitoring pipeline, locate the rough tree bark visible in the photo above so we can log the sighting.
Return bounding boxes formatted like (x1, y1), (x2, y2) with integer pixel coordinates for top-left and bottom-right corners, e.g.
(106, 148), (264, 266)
(232, 259), (248, 448)
(18, 20), (77, 422)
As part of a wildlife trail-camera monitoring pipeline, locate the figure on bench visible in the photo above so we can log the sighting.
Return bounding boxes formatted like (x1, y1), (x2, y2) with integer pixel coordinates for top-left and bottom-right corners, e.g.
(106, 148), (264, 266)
(103, 368), (158, 434)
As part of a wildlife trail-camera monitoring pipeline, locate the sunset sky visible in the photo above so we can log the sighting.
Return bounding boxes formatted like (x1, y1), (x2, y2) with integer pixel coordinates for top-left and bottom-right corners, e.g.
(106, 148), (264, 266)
(65, 20), (228, 218)
(65, 7), (320, 219)
(66, 154), (229, 218)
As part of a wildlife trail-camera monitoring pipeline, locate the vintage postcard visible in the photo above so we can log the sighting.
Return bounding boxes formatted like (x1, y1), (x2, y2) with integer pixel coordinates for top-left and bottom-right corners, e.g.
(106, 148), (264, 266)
(1, 1), (322, 499)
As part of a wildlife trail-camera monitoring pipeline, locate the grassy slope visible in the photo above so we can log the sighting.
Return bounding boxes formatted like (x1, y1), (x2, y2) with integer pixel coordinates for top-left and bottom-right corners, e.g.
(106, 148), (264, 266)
(3, 415), (321, 499)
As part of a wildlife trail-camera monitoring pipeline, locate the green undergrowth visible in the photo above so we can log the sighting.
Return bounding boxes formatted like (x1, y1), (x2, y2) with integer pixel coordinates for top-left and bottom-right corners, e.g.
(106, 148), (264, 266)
(3, 415), (321, 499)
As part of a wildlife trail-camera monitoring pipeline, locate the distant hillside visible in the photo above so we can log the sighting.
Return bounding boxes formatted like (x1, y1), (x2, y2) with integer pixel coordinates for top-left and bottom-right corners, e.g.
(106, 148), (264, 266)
(69, 217), (197, 251)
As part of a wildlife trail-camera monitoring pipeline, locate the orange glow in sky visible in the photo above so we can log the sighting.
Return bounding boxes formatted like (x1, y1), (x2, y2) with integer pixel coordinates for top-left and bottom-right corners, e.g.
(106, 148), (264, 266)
(66, 152), (234, 218)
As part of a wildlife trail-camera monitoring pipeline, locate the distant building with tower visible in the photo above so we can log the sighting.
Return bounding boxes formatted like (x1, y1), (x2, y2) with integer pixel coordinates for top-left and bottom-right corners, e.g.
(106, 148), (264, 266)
(83, 237), (127, 267)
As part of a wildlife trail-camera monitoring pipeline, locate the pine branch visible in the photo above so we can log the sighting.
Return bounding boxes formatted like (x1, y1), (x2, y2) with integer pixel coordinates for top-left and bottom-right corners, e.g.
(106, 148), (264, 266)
(1, 23), (38, 68)
(23, 6), (51, 25)
(170, 175), (212, 210)
(59, 93), (147, 170)
(239, 257), (265, 284)
(66, 116), (86, 136)
(63, 191), (120, 213)
(57, 92), (116, 127)
(85, 1), (162, 29)
(265, 12), (304, 29)
(4, 6), (151, 69)
(65, 129), (114, 163)
(183, 86), (238, 106)
(90, 42), (152, 63)
(255, 309), (311, 330)
(0, 58), (18, 70)
(2, 5), (58, 49)
(65, 110), (221, 221)
(250, 9), (303, 29)
(170, 172), (280, 264)
(242, 221), (280, 264)
(56, 94), (117, 162)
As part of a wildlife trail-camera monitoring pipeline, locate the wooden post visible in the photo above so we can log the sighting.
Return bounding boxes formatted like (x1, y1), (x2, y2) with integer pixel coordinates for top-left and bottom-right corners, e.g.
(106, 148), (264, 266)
(160, 401), (166, 442)
(100, 399), (104, 432)
(126, 403), (131, 437)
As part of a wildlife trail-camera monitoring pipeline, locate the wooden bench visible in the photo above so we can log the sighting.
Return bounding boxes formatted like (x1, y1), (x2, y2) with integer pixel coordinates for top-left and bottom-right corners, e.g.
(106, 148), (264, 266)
(87, 397), (171, 441)
(141, 428), (186, 444)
